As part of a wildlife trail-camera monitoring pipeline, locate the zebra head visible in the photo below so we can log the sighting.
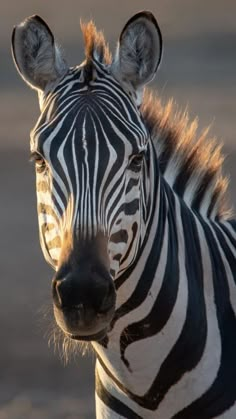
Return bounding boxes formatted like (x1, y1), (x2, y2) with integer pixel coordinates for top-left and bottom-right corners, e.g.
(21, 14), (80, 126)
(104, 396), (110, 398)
(12, 12), (162, 341)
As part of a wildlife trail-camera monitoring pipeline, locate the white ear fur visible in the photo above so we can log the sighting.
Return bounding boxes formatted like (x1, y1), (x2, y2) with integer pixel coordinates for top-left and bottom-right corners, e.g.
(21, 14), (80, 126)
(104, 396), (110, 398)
(11, 15), (68, 92)
(111, 11), (162, 103)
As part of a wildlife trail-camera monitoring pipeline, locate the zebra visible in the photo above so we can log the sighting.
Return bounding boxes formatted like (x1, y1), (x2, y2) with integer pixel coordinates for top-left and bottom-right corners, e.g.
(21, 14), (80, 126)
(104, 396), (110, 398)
(11, 10), (236, 419)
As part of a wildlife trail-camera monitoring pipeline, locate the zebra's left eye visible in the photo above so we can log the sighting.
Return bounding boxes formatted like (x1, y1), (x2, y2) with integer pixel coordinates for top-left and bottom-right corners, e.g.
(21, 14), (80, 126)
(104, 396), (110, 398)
(129, 152), (145, 172)
(30, 152), (46, 173)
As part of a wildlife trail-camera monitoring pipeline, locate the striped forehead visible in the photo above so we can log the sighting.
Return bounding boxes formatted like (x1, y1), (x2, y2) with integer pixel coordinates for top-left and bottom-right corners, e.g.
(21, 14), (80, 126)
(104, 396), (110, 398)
(31, 66), (148, 152)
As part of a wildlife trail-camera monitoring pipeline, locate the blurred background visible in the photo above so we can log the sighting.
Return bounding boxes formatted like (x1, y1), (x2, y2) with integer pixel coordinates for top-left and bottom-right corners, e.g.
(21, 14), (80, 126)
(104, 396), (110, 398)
(0, 1), (235, 418)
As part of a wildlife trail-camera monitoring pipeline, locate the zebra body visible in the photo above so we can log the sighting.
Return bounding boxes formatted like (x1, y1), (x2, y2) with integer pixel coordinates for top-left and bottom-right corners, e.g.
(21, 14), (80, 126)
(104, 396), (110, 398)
(95, 208), (236, 418)
(12, 11), (236, 418)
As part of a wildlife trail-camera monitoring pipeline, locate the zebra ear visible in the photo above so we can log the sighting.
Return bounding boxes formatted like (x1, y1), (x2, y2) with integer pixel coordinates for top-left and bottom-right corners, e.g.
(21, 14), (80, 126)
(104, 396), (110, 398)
(111, 11), (162, 102)
(11, 15), (68, 92)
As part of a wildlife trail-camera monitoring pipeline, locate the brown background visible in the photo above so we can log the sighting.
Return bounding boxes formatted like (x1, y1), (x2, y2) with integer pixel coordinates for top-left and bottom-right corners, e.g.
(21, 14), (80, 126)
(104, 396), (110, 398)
(0, 1), (236, 418)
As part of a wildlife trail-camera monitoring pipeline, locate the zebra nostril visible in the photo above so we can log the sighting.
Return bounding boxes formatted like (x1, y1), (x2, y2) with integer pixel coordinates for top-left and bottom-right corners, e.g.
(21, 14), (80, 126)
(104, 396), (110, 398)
(52, 278), (64, 308)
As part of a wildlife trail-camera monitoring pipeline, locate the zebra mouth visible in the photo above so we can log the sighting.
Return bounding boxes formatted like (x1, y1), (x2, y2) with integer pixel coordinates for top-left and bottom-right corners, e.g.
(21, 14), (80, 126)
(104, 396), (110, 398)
(68, 327), (108, 342)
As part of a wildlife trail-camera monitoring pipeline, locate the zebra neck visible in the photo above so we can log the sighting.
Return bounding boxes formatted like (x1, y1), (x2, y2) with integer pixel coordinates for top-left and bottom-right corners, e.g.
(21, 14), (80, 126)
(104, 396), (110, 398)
(93, 149), (206, 402)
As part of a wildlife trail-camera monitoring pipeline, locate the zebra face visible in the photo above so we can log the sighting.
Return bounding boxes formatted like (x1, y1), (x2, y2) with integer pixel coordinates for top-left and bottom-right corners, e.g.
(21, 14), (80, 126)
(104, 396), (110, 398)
(12, 12), (162, 340)
(30, 67), (150, 339)
(30, 68), (150, 273)
(31, 67), (151, 338)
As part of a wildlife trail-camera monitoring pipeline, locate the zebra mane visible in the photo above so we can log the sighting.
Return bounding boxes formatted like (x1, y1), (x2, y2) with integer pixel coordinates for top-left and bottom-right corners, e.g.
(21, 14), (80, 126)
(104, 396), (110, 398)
(141, 90), (231, 219)
(80, 20), (111, 78)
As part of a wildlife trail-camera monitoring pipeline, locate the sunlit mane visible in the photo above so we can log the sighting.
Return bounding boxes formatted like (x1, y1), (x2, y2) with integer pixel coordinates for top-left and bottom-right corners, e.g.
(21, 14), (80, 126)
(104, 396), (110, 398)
(80, 20), (111, 66)
(141, 91), (231, 219)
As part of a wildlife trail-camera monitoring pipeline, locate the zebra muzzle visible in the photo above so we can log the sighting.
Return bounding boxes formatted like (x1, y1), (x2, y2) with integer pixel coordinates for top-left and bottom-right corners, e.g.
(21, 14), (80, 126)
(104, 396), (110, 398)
(51, 262), (116, 341)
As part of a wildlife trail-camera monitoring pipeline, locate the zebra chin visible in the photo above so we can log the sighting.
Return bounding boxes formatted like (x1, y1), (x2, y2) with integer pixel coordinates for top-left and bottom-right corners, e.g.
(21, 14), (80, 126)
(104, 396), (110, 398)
(53, 304), (115, 342)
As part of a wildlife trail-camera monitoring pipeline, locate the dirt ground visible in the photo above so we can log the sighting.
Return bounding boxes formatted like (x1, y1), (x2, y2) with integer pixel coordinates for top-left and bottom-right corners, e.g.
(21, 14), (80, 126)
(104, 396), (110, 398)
(0, 1), (236, 418)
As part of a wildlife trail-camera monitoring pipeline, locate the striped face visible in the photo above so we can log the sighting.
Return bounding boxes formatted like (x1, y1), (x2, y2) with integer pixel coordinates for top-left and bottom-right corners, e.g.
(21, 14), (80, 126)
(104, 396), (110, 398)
(30, 64), (149, 278)
(12, 11), (162, 340)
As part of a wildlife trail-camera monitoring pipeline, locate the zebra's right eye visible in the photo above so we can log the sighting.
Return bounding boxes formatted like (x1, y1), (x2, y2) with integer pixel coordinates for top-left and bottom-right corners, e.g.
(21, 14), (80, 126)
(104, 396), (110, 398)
(30, 152), (46, 173)
(128, 152), (145, 173)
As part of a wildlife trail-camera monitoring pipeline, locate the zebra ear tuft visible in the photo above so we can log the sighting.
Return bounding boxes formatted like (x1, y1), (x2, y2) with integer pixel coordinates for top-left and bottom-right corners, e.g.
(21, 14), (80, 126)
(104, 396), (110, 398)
(11, 15), (68, 92)
(111, 11), (162, 102)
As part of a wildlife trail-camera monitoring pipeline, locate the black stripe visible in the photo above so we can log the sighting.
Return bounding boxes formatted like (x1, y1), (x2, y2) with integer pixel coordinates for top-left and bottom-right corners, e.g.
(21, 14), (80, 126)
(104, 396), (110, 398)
(91, 109), (124, 204)
(119, 222), (138, 266)
(95, 368), (142, 419)
(191, 172), (214, 212)
(126, 177), (140, 194)
(173, 155), (195, 197)
(110, 230), (128, 244)
(212, 221), (236, 284)
(217, 219), (236, 249)
(174, 219), (236, 418)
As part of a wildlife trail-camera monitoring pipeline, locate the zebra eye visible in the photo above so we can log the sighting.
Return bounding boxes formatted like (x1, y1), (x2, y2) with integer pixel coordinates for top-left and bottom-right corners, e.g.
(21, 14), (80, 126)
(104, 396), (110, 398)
(30, 152), (46, 173)
(129, 152), (144, 172)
